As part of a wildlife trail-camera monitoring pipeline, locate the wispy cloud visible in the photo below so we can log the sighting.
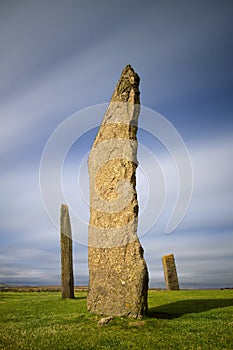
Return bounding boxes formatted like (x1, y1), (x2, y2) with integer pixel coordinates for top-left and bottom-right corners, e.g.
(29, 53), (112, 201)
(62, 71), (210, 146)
(0, 1), (232, 287)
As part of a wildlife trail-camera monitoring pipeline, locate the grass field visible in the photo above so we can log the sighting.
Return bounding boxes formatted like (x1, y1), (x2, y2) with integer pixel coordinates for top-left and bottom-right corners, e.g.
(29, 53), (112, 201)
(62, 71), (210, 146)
(0, 289), (232, 349)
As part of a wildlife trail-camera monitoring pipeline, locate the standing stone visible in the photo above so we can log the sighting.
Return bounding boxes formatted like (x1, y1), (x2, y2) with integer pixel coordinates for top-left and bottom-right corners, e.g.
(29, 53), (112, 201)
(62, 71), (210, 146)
(87, 65), (148, 317)
(60, 204), (74, 298)
(162, 253), (180, 290)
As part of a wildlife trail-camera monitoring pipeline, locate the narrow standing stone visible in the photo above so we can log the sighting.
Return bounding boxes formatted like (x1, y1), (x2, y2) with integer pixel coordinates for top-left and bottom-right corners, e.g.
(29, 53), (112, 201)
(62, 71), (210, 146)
(162, 253), (180, 290)
(87, 65), (148, 317)
(60, 204), (74, 298)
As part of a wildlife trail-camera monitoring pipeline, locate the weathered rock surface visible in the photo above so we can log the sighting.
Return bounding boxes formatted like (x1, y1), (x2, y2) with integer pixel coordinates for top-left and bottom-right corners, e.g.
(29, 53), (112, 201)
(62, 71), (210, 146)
(60, 204), (74, 298)
(87, 65), (148, 317)
(162, 253), (180, 290)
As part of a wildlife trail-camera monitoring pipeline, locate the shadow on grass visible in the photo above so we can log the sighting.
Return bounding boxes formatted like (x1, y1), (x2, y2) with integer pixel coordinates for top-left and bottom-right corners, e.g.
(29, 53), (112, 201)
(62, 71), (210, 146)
(60, 296), (87, 300)
(74, 297), (87, 300)
(148, 299), (233, 319)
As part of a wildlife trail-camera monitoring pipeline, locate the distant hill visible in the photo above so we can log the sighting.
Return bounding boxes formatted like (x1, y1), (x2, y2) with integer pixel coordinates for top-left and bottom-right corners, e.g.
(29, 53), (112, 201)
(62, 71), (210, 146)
(0, 284), (89, 292)
(0, 282), (24, 289)
(0, 283), (11, 287)
(0, 283), (7, 287)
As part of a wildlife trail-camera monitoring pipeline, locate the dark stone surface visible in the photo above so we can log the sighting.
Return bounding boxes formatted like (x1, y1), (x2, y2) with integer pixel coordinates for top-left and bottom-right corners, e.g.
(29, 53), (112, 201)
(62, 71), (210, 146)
(60, 204), (74, 298)
(162, 254), (180, 290)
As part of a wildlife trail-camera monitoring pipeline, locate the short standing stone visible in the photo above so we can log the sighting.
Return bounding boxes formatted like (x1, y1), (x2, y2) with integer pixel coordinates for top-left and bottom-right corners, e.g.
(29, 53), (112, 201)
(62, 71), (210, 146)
(87, 65), (148, 317)
(162, 253), (180, 290)
(60, 204), (74, 298)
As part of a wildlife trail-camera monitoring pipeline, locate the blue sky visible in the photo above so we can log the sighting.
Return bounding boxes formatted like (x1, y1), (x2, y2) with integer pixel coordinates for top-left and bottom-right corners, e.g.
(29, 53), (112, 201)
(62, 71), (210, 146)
(0, 0), (233, 288)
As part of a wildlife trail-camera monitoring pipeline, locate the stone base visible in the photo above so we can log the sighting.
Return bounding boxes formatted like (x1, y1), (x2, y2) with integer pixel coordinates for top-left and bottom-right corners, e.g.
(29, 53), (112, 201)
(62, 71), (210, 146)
(87, 240), (148, 317)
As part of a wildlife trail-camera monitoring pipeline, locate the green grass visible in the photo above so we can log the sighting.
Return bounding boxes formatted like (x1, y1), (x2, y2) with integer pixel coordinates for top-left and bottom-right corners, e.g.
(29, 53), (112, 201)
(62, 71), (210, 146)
(0, 290), (233, 349)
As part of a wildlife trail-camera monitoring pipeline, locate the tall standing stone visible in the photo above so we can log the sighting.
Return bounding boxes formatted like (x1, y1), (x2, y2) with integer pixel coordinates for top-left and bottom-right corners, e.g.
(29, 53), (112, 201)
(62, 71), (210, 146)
(87, 65), (148, 317)
(162, 253), (180, 290)
(60, 204), (74, 298)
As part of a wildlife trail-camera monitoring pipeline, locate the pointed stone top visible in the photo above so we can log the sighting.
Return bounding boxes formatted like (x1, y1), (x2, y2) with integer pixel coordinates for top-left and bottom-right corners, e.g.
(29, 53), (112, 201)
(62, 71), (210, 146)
(111, 64), (140, 104)
(60, 204), (72, 240)
(61, 204), (69, 215)
(121, 64), (138, 75)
